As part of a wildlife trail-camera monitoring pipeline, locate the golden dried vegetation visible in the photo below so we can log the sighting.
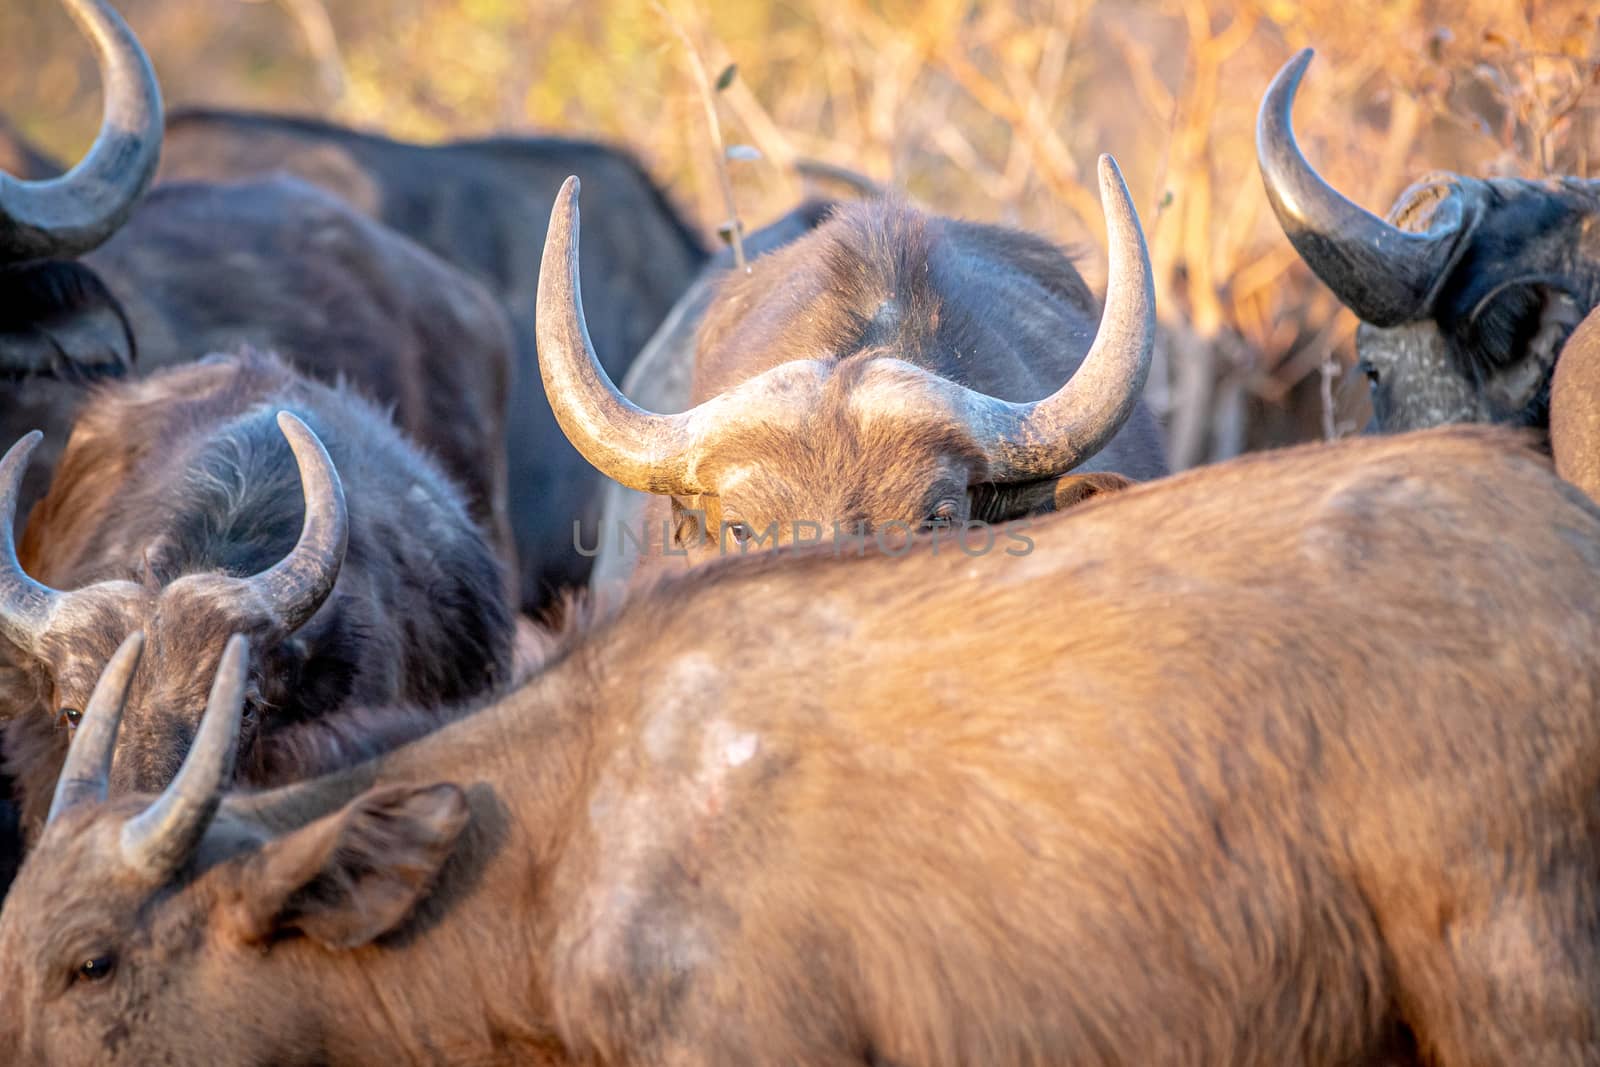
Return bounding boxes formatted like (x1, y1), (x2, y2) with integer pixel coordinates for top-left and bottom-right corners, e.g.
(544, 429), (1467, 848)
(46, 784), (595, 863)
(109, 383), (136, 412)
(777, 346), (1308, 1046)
(4, 0), (1598, 459)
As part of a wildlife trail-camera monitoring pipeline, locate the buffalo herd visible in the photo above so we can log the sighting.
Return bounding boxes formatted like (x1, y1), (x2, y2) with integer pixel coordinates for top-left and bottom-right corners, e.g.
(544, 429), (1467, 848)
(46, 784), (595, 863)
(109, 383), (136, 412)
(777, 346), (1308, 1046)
(4, 3), (1600, 1065)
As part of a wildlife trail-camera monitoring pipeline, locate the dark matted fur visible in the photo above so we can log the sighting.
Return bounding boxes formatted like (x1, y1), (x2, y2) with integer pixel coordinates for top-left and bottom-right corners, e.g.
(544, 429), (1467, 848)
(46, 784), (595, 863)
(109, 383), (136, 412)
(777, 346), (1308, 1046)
(1351, 174), (1600, 432)
(0, 261), (135, 380)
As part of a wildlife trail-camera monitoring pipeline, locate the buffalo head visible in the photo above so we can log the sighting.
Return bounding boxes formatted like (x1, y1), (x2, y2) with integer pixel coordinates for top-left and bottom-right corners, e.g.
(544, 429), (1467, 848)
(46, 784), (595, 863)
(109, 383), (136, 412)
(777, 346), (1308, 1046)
(536, 155), (1154, 555)
(0, 637), (467, 1065)
(0, 412), (347, 793)
(1258, 49), (1600, 432)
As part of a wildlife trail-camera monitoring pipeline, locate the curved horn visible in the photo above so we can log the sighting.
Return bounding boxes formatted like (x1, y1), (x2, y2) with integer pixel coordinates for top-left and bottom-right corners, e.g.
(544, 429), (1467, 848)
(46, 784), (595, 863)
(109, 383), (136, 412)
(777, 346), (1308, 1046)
(1256, 49), (1465, 327)
(0, 0), (164, 263)
(119, 633), (247, 879)
(236, 412), (347, 637)
(46, 630), (143, 825)
(0, 432), (67, 652)
(536, 176), (703, 495)
(966, 155), (1155, 481)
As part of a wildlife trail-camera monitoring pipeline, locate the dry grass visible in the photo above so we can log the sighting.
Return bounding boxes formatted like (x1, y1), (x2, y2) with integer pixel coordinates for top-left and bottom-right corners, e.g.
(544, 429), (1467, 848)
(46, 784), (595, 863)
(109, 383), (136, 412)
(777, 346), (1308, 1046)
(4, 0), (1599, 463)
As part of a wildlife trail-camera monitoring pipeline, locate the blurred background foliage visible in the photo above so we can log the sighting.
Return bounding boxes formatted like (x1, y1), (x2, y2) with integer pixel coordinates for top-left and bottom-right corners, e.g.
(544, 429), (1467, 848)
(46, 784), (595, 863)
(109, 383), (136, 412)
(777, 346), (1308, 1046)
(4, 0), (1598, 462)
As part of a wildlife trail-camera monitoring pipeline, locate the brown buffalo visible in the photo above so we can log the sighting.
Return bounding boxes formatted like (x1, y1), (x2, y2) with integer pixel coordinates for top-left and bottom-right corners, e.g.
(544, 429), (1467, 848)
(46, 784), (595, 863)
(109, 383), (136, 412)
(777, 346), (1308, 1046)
(2, 426), (1596, 1065)
(0, 352), (513, 846)
(2, 0), (517, 579)
(1258, 48), (1600, 434)
(541, 155), (1166, 576)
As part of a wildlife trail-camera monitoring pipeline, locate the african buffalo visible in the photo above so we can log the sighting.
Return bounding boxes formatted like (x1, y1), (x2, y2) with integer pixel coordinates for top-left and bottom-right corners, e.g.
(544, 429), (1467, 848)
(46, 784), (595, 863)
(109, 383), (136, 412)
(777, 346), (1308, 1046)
(0, 351), (513, 845)
(1258, 48), (1600, 433)
(3, 0), (518, 579)
(155, 108), (710, 609)
(3, 426), (1592, 1065)
(544, 155), (1167, 578)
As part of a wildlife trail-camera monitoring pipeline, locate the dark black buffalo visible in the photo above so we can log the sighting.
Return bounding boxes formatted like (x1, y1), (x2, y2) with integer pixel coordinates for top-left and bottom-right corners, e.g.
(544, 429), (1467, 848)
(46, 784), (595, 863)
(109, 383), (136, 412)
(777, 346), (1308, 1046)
(1258, 48), (1600, 433)
(2, 0), (518, 577)
(0, 350), (513, 844)
(157, 108), (711, 609)
(541, 156), (1167, 576)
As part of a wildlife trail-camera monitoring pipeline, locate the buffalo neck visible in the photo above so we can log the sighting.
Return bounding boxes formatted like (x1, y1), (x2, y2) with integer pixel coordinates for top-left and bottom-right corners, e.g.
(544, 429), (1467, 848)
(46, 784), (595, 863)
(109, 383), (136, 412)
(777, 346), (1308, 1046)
(226, 652), (606, 1065)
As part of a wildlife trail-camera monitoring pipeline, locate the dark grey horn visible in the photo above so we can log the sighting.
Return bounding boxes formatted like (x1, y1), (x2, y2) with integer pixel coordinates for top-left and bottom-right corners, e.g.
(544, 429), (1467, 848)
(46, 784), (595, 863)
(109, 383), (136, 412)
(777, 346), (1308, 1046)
(119, 633), (247, 879)
(0, 432), (67, 652)
(234, 412), (347, 637)
(46, 630), (144, 824)
(1256, 48), (1464, 327)
(0, 0), (164, 263)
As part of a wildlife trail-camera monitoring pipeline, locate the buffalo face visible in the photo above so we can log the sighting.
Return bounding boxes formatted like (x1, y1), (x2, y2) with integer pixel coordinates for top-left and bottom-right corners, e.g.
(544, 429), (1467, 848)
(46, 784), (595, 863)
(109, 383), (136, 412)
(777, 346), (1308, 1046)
(1258, 49), (1600, 433)
(0, 639), (466, 1066)
(537, 158), (1155, 558)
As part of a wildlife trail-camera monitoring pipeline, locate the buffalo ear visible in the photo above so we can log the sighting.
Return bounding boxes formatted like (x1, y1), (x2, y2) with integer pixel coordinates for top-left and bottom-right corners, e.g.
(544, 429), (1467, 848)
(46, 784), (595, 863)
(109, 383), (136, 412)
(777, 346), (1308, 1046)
(225, 783), (469, 950)
(1483, 286), (1584, 416)
(1048, 472), (1136, 511)
(0, 262), (135, 381)
(973, 472), (1137, 522)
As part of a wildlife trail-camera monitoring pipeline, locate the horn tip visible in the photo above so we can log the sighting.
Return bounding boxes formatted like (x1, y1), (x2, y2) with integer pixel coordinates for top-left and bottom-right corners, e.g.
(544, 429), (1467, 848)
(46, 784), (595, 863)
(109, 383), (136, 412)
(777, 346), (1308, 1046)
(1096, 154), (1129, 195)
(1, 430), (44, 484)
(560, 174), (581, 201)
(275, 411), (332, 463)
(8, 430), (43, 458)
(1275, 47), (1315, 95)
(115, 629), (147, 660)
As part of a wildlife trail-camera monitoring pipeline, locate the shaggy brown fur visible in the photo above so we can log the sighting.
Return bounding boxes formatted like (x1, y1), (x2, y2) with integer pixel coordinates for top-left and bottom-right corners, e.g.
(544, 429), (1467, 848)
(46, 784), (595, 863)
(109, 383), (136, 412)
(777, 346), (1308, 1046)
(624, 197), (1167, 578)
(2, 427), (1597, 1066)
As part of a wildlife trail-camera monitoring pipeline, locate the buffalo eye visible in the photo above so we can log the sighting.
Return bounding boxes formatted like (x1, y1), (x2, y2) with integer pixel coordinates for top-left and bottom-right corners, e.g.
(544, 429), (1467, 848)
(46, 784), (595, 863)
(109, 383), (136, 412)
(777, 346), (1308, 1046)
(724, 521), (751, 545)
(74, 954), (116, 984)
(59, 707), (82, 730)
(925, 499), (959, 527)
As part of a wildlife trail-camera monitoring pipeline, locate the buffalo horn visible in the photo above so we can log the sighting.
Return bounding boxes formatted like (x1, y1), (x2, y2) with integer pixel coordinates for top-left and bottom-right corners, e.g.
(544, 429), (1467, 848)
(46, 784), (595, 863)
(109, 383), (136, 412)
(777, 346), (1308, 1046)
(119, 633), (247, 878)
(0, 0), (163, 263)
(232, 412), (348, 637)
(46, 630), (144, 825)
(1256, 48), (1466, 327)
